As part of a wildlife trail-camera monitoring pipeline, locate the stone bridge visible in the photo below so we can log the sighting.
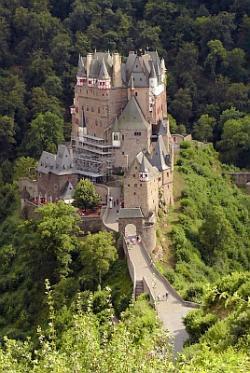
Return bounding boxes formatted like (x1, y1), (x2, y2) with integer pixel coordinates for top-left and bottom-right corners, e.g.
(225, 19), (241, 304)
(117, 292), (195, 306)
(102, 191), (198, 354)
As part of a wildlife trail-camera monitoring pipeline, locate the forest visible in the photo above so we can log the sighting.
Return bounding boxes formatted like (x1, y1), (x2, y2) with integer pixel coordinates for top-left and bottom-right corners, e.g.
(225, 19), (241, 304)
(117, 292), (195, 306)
(0, 0), (249, 175)
(0, 0), (249, 371)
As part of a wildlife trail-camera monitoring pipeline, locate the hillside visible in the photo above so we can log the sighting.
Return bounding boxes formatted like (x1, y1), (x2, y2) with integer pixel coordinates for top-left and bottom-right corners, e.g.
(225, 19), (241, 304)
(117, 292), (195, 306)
(158, 141), (250, 303)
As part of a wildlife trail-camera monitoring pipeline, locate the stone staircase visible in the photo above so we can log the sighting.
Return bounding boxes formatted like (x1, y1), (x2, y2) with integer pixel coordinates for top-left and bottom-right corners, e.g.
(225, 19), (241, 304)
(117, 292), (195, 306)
(135, 280), (144, 298)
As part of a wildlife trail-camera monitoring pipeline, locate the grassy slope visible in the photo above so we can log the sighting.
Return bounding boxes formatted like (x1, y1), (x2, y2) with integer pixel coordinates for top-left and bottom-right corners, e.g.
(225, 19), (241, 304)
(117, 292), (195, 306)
(157, 141), (250, 303)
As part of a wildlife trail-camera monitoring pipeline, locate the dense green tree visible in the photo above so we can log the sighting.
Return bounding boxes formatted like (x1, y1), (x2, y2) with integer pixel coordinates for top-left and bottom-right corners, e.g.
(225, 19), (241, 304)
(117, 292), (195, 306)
(29, 87), (63, 118)
(73, 179), (101, 211)
(24, 111), (64, 158)
(193, 114), (216, 142)
(79, 232), (118, 286)
(0, 183), (18, 223)
(219, 114), (250, 167)
(34, 201), (80, 279)
(13, 156), (37, 180)
(169, 88), (193, 125)
(0, 115), (15, 161)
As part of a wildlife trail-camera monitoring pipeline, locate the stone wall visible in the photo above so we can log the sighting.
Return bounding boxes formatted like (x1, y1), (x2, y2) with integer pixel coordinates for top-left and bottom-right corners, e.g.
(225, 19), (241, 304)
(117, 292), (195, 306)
(38, 172), (78, 200)
(229, 172), (250, 186)
(113, 126), (151, 169)
(141, 222), (156, 255)
(94, 183), (109, 204)
(80, 215), (103, 233)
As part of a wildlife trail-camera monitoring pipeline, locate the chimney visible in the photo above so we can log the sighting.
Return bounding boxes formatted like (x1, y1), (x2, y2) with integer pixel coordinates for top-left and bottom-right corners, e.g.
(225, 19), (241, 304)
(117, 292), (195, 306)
(112, 52), (122, 88)
(86, 53), (93, 77)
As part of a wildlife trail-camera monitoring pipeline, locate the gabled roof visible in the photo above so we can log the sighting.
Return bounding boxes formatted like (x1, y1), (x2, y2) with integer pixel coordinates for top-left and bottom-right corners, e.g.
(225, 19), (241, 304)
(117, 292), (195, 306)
(151, 135), (170, 171)
(56, 144), (74, 171)
(136, 151), (159, 178)
(60, 180), (74, 200)
(118, 207), (143, 219)
(37, 151), (56, 174)
(112, 96), (150, 131)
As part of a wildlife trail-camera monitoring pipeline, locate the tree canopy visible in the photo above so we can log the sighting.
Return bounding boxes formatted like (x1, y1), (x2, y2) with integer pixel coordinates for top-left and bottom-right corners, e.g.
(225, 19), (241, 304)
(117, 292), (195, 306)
(73, 179), (101, 211)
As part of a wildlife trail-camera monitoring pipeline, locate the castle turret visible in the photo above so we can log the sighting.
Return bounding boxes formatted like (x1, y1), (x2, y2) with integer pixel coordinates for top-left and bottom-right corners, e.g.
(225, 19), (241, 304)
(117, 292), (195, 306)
(149, 62), (157, 89)
(160, 58), (166, 84)
(112, 52), (122, 87)
(86, 53), (93, 76)
(139, 154), (150, 182)
(98, 59), (111, 89)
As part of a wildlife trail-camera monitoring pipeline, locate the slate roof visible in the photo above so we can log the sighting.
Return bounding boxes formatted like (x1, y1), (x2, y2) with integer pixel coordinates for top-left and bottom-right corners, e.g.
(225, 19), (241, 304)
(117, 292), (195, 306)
(98, 58), (110, 79)
(151, 135), (170, 172)
(112, 96), (150, 131)
(77, 51), (163, 86)
(60, 180), (74, 200)
(118, 207), (143, 219)
(136, 152), (159, 178)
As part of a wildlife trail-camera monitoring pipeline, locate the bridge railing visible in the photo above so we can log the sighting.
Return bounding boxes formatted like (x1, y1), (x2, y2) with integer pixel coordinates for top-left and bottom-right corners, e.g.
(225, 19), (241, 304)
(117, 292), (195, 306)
(140, 241), (199, 309)
(122, 235), (137, 300)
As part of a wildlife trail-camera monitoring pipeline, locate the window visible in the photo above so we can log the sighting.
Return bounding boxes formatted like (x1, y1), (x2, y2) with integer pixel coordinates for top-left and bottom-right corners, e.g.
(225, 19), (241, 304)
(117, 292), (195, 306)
(135, 92), (138, 96)
(134, 131), (141, 136)
(133, 174), (136, 177)
(128, 184), (130, 187)
(114, 133), (119, 141)
(122, 134), (124, 140)
(86, 106), (89, 111)
(134, 192), (136, 195)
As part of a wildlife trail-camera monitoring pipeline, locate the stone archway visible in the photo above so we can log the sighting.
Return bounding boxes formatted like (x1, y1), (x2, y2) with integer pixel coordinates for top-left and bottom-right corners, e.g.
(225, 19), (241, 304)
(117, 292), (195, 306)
(118, 208), (144, 238)
(125, 223), (137, 238)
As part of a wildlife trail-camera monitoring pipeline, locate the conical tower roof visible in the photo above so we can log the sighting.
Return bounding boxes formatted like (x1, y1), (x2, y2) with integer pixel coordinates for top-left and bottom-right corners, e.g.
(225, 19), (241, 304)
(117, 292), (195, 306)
(151, 135), (169, 171)
(149, 62), (157, 79)
(139, 154), (149, 173)
(77, 54), (85, 76)
(160, 58), (166, 71)
(98, 58), (110, 80)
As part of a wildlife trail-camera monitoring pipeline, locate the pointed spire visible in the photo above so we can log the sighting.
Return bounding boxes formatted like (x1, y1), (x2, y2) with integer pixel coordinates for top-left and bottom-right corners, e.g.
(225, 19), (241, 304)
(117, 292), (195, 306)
(151, 135), (169, 171)
(129, 73), (135, 90)
(160, 58), (166, 71)
(98, 58), (110, 80)
(77, 54), (85, 76)
(149, 62), (157, 79)
(140, 154), (149, 173)
(155, 61), (161, 78)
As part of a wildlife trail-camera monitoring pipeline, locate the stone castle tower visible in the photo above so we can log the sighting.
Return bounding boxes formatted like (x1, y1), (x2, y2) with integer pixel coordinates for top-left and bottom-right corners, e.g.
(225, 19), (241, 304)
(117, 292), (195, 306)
(36, 50), (174, 217)
(70, 50), (172, 180)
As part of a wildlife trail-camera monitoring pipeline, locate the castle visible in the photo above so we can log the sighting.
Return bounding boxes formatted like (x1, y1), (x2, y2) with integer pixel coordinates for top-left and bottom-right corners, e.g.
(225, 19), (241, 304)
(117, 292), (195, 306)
(36, 50), (174, 225)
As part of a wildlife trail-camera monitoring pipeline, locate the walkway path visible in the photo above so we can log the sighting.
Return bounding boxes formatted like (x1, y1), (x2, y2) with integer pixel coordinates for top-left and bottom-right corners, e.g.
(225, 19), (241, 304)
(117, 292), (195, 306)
(103, 189), (197, 354)
(126, 236), (193, 354)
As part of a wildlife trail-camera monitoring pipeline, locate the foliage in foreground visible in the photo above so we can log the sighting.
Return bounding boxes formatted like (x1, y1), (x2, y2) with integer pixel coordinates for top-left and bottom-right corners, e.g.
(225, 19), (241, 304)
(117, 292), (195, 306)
(0, 202), (120, 341)
(180, 272), (250, 372)
(0, 291), (173, 373)
(0, 286), (249, 373)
